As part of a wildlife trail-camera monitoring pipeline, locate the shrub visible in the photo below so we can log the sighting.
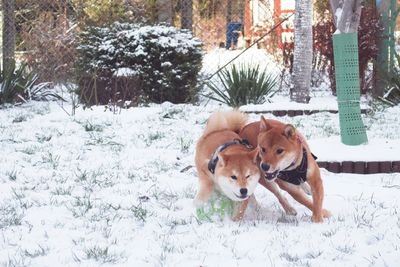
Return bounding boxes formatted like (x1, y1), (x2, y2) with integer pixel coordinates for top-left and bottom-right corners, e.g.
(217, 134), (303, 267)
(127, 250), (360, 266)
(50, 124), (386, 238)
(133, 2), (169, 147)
(205, 64), (278, 107)
(76, 23), (203, 105)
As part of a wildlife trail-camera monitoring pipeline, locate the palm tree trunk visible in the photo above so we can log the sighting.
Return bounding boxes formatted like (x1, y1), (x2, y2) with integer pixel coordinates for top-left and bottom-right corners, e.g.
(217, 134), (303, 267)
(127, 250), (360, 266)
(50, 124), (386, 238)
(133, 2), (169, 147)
(157, 0), (173, 24)
(181, 0), (193, 31)
(2, 0), (16, 70)
(291, 0), (313, 103)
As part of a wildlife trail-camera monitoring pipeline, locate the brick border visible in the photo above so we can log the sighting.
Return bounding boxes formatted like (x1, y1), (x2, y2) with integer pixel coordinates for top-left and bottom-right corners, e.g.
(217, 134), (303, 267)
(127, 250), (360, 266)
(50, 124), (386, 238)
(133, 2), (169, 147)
(243, 109), (371, 117)
(317, 161), (400, 174)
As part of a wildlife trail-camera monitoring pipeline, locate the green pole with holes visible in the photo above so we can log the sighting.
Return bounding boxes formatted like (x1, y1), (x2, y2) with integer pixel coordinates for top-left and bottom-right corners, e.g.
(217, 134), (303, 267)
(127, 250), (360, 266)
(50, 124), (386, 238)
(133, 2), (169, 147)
(333, 33), (368, 145)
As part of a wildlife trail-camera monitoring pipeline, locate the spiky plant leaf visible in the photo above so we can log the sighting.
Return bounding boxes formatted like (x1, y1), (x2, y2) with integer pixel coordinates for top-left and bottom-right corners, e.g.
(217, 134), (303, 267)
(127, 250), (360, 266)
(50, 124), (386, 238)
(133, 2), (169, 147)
(205, 63), (278, 107)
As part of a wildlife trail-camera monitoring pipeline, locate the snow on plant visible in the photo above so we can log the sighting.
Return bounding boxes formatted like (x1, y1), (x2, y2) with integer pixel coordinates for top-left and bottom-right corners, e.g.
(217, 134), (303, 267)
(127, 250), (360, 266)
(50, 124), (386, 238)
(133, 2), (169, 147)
(77, 23), (203, 105)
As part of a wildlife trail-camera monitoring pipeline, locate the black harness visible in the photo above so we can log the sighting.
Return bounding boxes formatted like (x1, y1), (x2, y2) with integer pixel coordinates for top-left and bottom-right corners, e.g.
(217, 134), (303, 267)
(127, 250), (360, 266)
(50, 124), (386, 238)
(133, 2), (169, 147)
(277, 149), (317, 185)
(208, 139), (252, 174)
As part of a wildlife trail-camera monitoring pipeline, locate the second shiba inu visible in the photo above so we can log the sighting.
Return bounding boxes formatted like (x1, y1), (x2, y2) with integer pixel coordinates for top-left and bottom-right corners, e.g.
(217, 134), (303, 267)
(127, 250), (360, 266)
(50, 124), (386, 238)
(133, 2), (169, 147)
(240, 116), (331, 223)
(194, 111), (260, 221)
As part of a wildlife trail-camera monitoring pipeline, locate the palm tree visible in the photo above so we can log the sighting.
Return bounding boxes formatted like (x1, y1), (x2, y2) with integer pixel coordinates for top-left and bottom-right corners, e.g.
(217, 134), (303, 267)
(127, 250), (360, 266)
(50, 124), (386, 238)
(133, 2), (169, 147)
(291, 0), (313, 103)
(2, 0), (16, 70)
(157, 0), (173, 24)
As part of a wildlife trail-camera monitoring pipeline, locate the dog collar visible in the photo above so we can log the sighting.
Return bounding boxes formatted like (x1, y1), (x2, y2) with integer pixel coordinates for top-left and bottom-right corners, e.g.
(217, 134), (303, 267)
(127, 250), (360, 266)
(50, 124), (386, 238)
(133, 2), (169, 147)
(208, 139), (252, 174)
(277, 149), (317, 185)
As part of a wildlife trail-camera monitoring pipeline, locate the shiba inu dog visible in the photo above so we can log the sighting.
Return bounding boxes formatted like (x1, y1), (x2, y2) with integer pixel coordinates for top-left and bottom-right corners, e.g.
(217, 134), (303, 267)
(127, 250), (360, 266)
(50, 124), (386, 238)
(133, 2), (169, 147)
(194, 111), (260, 221)
(240, 116), (331, 223)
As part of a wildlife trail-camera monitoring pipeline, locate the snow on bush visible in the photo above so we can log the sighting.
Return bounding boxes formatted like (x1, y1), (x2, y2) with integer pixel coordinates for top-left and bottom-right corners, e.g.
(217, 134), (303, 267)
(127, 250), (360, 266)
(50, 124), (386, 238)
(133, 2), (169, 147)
(77, 23), (203, 104)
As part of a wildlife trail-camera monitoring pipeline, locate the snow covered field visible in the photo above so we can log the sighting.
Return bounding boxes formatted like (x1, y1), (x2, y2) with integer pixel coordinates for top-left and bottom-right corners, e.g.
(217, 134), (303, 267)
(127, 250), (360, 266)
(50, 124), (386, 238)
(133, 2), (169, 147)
(0, 100), (400, 267)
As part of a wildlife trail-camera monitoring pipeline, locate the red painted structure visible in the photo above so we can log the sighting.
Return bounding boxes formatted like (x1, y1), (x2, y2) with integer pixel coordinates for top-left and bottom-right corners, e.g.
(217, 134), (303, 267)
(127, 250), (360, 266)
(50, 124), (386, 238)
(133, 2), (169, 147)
(244, 0), (295, 48)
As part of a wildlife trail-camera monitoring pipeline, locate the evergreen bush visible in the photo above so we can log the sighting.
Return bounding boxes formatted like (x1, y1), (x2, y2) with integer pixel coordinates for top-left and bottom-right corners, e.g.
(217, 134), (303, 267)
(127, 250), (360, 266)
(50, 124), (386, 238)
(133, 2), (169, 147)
(77, 23), (203, 105)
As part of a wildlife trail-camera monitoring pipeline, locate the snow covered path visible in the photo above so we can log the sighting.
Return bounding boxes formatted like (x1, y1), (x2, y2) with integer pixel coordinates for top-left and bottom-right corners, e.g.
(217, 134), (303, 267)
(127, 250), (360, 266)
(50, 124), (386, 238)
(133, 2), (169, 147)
(0, 102), (399, 266)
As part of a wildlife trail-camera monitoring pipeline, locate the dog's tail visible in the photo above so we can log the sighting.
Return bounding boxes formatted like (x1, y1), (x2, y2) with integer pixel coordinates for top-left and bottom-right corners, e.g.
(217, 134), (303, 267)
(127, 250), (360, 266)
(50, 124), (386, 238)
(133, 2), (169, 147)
(204, 110), (248, 135)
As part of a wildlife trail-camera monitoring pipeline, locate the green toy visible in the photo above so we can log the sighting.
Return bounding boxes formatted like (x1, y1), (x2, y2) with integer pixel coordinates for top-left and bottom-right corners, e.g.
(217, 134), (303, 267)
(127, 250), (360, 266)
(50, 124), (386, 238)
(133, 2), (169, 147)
(196, 191), (234, 222)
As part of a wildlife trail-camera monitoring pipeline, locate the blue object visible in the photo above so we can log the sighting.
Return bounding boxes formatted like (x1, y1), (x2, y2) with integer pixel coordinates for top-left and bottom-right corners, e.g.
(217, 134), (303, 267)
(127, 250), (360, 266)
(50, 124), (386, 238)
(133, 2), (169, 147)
(226, 22), (242, 49)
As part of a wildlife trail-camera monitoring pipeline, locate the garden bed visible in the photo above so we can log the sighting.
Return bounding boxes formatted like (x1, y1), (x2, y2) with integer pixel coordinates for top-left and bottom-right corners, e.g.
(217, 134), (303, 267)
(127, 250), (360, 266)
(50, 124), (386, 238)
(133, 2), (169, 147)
(311, 137), (400, 173)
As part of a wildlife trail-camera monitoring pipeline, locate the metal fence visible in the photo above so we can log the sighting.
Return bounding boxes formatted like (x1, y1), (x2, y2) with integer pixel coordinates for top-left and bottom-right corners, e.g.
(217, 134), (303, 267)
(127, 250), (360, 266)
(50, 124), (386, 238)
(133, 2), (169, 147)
(1, 0), (295, 84)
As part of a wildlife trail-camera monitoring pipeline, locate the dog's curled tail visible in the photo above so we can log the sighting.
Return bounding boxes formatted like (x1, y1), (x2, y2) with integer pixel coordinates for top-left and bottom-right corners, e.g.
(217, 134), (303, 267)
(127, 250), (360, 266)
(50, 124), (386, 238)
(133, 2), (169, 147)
(204, 110), (248, 135)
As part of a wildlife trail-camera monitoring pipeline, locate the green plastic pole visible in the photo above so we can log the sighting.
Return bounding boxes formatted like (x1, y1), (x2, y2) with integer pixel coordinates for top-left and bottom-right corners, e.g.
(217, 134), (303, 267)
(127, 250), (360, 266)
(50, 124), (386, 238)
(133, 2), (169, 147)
(333, 33), (368, 145)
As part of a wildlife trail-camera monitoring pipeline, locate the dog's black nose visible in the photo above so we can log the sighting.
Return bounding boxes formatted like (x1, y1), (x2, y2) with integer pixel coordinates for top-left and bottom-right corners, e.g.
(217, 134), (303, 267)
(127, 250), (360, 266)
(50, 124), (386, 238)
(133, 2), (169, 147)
(261, 163), (270, 171)
(240, 188), (248, 196)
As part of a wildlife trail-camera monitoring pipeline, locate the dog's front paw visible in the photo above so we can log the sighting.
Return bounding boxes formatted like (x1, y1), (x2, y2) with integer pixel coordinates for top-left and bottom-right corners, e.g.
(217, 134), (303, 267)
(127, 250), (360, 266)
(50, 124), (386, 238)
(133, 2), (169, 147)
(311, 214), (324, 223)
(284, 205), (298, 216)
(193, 197), (206, 208)
(322, 209), (331, 218)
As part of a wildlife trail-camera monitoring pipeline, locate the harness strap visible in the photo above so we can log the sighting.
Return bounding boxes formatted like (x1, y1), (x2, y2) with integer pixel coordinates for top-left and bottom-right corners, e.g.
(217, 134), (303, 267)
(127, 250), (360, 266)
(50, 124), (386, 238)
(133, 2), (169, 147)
(208, 139), (252, 174)
(278, 149), (309, 185)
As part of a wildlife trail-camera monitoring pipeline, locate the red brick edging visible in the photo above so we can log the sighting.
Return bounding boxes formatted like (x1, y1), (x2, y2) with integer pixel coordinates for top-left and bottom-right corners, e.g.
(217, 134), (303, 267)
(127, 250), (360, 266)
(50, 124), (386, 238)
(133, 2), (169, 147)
(318, 161), (400, 174)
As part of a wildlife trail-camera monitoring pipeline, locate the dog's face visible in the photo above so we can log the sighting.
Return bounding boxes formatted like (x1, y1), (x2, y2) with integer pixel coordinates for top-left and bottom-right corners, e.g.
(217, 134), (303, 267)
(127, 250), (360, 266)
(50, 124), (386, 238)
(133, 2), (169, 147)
(214, 149), (260, 201)
(257, 116), (301, 181)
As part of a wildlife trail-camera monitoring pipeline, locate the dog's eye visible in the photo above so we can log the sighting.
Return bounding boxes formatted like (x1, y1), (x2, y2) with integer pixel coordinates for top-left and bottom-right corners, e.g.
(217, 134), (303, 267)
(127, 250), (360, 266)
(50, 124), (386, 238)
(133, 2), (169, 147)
(276, 148), (284, 155)
(231, 175), (237, 180)
(245, 175), (250, 179)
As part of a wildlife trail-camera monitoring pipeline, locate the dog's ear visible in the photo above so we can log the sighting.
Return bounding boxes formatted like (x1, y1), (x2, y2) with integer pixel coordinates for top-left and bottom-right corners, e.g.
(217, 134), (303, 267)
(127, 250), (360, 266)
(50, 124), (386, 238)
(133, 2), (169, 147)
(247, 148), (259, 164)
(217, 152), (229, 167)
(283, 124), (296, 139)
(259, 116), (272, 132)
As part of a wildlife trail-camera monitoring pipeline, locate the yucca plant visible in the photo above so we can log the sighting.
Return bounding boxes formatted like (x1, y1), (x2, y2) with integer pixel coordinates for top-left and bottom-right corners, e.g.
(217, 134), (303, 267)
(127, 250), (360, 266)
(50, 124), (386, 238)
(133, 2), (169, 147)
(205, 64), (278, 107)
(0, 63), (28, 104)
(0, 63), (62, 104)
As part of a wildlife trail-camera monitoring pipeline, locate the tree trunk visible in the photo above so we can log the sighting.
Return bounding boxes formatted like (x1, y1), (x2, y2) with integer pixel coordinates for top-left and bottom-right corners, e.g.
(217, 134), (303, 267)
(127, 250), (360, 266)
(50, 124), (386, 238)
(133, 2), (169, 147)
(375, 0), (391, 97)
(181, 0), (192, 31)
(291, 0), (313, 103)
(157, 0), (173, 24)
(330, 0), (361, 33)
(2, 0), (16, 70)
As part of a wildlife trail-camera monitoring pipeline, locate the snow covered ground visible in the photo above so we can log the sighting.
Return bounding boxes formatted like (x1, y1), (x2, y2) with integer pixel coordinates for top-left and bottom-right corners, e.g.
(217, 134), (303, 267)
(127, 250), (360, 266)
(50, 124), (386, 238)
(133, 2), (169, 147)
(0, 100), (400, 267)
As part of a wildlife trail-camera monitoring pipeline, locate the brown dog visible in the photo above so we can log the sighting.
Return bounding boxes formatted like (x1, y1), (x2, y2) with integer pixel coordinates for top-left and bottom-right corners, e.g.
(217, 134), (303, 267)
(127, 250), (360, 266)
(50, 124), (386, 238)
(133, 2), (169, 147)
(194, 111), (260, 221)
(240, 116), (331, 223)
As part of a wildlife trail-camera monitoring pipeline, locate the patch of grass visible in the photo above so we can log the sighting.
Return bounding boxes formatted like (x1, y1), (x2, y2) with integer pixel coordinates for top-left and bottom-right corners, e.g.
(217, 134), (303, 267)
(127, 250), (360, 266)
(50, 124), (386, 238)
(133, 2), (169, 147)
(305, 251), (323, 259)
(71, 193), (93, 217)
(6, 169), (17, 181)
(84, 245), (121, 264)
(178, 136), (192, 153)
(74, 168), (113, 192)
(12, 114), (29, 123)
(322, 228), (338, 238)
(280, 252), (299, 262)
(36, 133), (52, 143)
(85, 132), (123, 151)
(24, 245), (48, 258)
(18, 145), (39, 155)
(336, 243), (355, 254)
(161, 106), (183, 119)
(4, 255), (29, 267)
(145, 131), (165, 146)
(130, 203), (149, 222)
(51, 186), (72, 196)
(83, 120), (104, 132)
(41, 152), (60, 169)
(0, 203), (24, 228)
